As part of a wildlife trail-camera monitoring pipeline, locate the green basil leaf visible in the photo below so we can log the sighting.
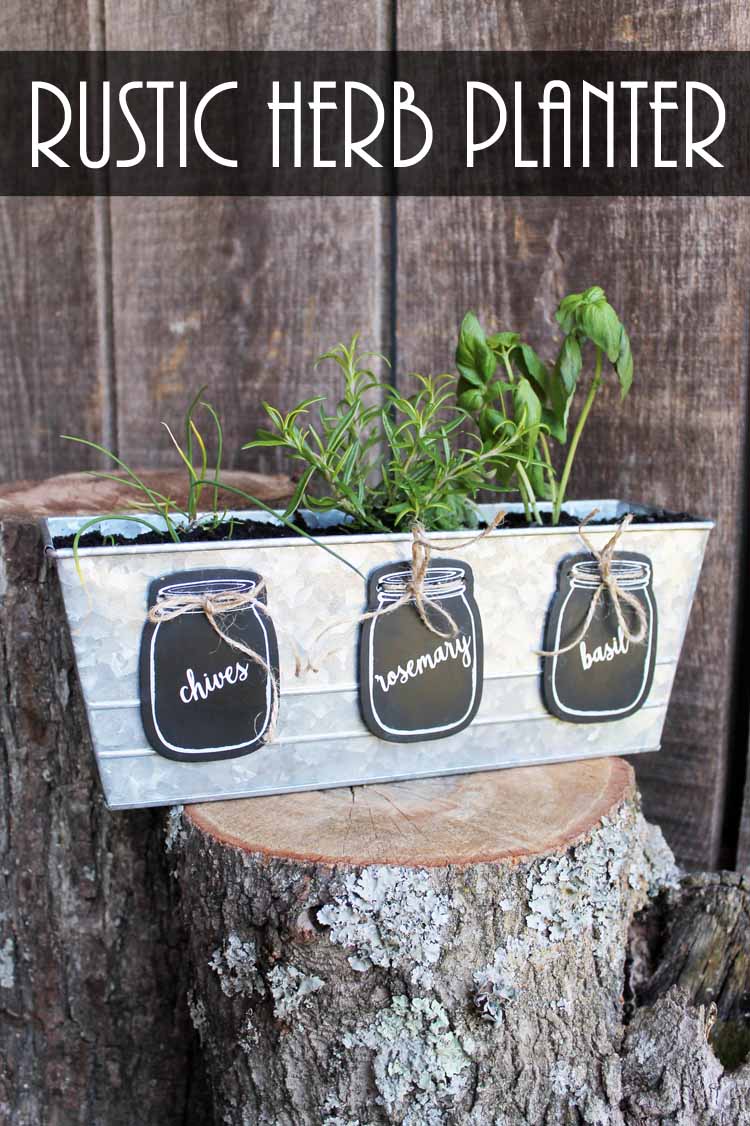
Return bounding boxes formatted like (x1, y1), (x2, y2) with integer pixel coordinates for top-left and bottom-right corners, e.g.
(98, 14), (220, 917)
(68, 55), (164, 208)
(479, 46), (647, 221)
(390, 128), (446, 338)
(457, 369), (484, 390)
(577, 300), (621, 363)
(513, 377), (542, 455)
(513, 376), (541, 425)
(542, 405), (567, 444)
(616, 326), (633, 399)
(457, 388), (484, 412)
(555, 292), (584, 334)
(491, 460), (517, 489)
(558, 335), (582, 394)
(517, 342), (549, 400)
(456, 311), (497, 387)
(527, 459), (553, 501)
(545, 362), (575, 442)
(484, 407), (506, 433)
(487, 331), (520, 351)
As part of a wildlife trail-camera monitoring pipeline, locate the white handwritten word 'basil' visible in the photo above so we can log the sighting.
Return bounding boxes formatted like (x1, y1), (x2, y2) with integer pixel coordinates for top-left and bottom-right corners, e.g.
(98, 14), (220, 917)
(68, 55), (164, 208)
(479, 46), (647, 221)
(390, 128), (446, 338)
(374, 634), (472, 694)
(579, 627), (630, 671)
(179, 662), (250, 704)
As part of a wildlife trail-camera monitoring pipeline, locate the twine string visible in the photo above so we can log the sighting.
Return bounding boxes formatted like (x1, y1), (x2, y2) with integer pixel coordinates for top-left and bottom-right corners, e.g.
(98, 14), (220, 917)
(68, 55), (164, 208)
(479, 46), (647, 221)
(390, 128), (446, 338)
(538, 510), (649, 658)
(305, 510), (506, 672)
(148, 581), (280, 740)
(144, 509), (506, 729)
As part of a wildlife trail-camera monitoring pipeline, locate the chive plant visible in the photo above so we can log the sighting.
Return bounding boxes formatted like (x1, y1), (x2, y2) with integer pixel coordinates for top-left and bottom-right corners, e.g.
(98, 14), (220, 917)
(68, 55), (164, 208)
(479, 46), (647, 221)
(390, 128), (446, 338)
(62, 388), (365, 579)
(63, 387), (225, 550)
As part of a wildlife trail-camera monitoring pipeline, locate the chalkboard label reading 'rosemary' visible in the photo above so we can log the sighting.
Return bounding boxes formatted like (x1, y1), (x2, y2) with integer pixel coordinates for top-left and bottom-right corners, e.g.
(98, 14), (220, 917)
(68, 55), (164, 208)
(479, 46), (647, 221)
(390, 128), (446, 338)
(139, 568), (279, 762)
(542, 552), (657, 724)
(359, 558), (483, 743)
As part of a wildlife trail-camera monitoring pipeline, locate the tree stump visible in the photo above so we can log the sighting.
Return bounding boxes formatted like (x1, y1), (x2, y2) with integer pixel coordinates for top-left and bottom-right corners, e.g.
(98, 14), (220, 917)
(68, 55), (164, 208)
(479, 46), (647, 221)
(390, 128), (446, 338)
(0, 470), (290, 1126)
(172, 758), (678, 1125)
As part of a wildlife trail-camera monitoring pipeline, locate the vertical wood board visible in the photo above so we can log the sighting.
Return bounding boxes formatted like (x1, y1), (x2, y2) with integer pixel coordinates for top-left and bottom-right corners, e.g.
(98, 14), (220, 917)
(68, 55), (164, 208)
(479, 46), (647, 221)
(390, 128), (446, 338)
(0, 4), (112, 482)
(104, 4), (391, 475)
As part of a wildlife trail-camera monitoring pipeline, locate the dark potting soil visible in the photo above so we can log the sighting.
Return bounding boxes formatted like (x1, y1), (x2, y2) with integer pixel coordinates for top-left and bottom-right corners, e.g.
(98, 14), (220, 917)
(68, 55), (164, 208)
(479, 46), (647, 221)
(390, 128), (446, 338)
(499, 507), (701, 530)
(53, 506), (704, 551)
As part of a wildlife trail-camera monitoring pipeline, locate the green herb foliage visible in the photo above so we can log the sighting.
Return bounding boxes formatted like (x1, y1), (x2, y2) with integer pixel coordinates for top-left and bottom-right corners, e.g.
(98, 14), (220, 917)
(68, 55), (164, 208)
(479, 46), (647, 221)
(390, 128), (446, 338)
(243, 335), (531, 533)
(61, 390), (367, 580)
(456, 286), (633, 524)
(62, 387), (224, 550)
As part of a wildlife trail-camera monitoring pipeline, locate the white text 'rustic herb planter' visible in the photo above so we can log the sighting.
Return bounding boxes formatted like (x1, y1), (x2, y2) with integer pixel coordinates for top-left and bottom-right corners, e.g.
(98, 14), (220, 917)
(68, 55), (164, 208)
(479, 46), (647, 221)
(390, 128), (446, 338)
(45, 500), (712, 810)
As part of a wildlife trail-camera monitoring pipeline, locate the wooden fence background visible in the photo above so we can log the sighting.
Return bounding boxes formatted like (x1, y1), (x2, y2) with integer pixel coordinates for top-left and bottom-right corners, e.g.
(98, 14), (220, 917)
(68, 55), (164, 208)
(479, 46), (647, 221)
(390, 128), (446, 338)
(2, 1), (750, 871)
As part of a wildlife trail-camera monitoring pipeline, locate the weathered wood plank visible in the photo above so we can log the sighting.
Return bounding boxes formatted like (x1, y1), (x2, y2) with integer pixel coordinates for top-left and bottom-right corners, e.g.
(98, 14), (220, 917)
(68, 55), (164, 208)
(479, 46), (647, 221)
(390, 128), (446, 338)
(0, 6), (113, 482)
(0, 198), (113, 480)
(395, 6), (750, 869)
(104, 5), (390, 475)
(395, 0), (749, 50)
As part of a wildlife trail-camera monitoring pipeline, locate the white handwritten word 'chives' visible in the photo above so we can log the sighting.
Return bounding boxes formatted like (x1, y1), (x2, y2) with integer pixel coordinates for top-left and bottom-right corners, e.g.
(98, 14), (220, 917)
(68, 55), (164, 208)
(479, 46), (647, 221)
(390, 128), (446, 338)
(374, 635), (472, 694)
(179, 662), (249, 704)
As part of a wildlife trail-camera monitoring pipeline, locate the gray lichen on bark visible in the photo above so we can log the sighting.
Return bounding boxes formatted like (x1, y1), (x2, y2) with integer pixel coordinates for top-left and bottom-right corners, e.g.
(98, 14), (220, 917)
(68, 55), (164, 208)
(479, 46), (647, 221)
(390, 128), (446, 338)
(317, 867), (451, 987)
(0, 935), (15, 990)
(268, 963), (324, 1018)
(165, 804), (186, 851)
(342, 995), (472, 1120)
(209, 934), (264, 998)
(473, 934), (545, 1025)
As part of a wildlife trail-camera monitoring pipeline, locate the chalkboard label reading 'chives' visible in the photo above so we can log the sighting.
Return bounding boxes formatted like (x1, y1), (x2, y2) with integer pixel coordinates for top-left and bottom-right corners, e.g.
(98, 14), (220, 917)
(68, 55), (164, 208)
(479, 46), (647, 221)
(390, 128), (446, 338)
(543, 552), (657, 724)
(359, 558), (483, 743)
(139, 568), (279, 762)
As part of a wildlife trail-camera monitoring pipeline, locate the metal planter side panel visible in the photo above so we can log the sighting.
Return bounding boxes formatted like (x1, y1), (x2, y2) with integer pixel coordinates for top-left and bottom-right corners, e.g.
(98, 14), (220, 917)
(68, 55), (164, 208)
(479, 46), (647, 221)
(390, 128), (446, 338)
(47, 510), (712, 810)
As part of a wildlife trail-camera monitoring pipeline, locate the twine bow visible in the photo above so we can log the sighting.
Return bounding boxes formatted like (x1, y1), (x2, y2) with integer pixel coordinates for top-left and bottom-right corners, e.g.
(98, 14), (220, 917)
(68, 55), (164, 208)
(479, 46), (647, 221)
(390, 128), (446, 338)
(538, 510), (649, 658)
(148, 581), (280, 740)
(306, 510), (506, 671)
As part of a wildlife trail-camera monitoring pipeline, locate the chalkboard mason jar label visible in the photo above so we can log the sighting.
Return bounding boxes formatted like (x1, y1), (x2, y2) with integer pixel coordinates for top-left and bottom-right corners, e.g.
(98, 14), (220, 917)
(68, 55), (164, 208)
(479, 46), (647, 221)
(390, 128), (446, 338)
(139, 568), (279, 762)
(542, 552), (657, 724)
(359, 558), (483, 743)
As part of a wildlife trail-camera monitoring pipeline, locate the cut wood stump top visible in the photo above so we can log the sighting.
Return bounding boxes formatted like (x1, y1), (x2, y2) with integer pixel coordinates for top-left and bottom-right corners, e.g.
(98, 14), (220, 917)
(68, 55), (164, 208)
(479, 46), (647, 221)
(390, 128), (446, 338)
(0, 468), (293, 518)
(185, 758), (634, 868)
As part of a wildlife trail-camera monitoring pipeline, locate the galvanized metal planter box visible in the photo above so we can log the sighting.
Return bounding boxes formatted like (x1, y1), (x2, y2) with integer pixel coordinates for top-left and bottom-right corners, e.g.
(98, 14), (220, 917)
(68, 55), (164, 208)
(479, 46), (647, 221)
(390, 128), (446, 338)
(44, 500), (712, 810)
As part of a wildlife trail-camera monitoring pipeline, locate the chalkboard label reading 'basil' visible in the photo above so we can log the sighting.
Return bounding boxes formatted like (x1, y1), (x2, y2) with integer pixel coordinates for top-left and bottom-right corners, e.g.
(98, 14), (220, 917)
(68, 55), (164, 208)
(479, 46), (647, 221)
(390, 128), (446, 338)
(543, 552), (657, 724)
(359, 558), (483, 743)
(139, 568), (279, 762)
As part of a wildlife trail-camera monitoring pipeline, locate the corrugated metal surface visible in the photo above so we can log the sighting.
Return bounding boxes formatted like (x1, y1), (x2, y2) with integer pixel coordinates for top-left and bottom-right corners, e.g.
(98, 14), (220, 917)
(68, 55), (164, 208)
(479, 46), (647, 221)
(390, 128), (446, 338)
(45, 501), (712, 809)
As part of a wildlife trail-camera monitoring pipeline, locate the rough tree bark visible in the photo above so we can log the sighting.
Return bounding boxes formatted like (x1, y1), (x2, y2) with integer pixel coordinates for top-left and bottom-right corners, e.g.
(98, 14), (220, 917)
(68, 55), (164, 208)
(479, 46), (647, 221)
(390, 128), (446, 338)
(0, 471), (290, 1126)
(172, 759), (689, 1126)
(623, 871), (750, 1123)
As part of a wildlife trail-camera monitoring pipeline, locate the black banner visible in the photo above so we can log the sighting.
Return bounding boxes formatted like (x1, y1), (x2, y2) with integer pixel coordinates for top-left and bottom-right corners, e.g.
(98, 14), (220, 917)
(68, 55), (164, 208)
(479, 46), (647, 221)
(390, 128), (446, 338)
(1, 51), (746, 195)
